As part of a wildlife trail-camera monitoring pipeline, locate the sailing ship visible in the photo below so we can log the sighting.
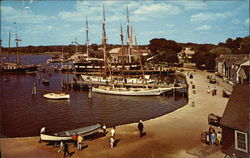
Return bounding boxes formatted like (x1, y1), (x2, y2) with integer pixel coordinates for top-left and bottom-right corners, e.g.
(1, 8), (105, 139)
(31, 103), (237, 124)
(91, 5), (172, 96)
(2, 31), (37, 73)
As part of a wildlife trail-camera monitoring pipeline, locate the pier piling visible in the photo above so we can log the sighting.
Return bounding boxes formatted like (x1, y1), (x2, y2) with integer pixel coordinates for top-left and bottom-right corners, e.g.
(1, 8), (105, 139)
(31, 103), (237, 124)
(32, 83), (37, 95)
(88, 84), (93, 99)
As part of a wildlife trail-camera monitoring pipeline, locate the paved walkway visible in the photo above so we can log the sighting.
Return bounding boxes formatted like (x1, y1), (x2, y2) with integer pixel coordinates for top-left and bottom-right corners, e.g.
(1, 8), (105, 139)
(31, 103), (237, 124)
(0, 69), (229, 158)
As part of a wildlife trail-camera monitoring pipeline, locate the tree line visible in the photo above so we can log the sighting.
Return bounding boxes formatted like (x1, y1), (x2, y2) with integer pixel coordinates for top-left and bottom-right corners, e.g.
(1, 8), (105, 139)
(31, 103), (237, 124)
(1, 36), (249, 70)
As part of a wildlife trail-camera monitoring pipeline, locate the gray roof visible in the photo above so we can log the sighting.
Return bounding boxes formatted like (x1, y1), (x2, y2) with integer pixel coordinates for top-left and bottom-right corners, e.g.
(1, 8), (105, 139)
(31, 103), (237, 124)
(220, 84), (250, 132)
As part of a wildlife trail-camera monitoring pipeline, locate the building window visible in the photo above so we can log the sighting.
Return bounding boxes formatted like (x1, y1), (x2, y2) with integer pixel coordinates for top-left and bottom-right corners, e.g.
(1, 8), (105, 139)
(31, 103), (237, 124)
(235, 130), (248, 153)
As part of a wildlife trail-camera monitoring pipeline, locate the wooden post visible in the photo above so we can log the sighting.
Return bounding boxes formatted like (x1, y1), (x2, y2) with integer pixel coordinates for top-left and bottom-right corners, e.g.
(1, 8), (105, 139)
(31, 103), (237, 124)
(32, 83), (37, 95)
(88, 85), (93, 99)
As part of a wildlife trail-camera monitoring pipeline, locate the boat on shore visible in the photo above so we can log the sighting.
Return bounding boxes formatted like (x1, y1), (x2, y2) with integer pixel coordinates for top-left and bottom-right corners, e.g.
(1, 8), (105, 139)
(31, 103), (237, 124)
(43, 92), (70, 100)
(40, 124), (101, 142)
(92, 86), (172, 96)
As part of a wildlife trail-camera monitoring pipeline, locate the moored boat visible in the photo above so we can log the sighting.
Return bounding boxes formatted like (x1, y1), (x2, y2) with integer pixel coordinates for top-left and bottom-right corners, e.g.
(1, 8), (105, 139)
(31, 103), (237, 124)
(92, 86), (172, 96)
(40, 124), (102, 142)
(43, 92), (70, 100)
(2, 62), (37, 73)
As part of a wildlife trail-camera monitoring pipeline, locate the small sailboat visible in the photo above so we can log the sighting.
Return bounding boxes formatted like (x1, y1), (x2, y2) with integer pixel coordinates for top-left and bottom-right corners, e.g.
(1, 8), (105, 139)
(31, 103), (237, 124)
(43, 92), (70, 100)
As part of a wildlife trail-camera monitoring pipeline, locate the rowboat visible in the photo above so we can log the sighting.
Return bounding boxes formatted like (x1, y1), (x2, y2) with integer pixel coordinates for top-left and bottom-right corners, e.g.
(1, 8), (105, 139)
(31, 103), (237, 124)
(92, 86), (172, 96)
(43, 92), (70, 100)
(40, 124), (102, 142)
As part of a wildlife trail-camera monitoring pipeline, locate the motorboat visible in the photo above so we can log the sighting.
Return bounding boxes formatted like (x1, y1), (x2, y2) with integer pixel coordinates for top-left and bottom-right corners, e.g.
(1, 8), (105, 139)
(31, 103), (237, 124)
(40, 124), (102, 142)
(43, 92), (70, 100)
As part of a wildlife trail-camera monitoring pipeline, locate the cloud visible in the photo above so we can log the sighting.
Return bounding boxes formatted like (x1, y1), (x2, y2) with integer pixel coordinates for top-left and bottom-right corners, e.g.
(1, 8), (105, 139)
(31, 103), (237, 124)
(191, 12), (231, 22)
(196, 25), (211, 30)
(183, 1), (207, 10)
(232, 19), (240, 24)
(1, 5), (56, 24)
(245, 18), (249, 26)
(172, 1), (207, 10)
(134, 3), (181, 16)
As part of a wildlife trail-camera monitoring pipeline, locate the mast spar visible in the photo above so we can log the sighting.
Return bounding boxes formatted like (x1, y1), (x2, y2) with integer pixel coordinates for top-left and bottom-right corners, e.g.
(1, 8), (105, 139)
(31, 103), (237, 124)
(120, 24), (125, 78)
(86, 15), (89, 60)
(102, 4), (108, 74)
(8, 31), (11, 62)
(126, 6), (132, 63)
(15, 33), (21, 65)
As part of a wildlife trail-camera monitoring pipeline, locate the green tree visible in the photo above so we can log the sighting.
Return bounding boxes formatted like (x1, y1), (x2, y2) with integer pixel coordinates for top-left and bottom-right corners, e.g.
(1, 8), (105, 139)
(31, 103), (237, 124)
(210, 46), (232, 55)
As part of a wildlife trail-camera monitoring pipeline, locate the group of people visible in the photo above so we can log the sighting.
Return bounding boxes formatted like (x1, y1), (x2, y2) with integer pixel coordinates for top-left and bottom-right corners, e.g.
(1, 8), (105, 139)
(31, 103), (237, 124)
(206, 126), (222, 146)
(71, 133), (84, 150)
(57, 133), (84, 157)
(56, 120), (144, 156)
(57, 141), (70, 157)
(108, 120), (144, 149)
(207, 86), (217, 96)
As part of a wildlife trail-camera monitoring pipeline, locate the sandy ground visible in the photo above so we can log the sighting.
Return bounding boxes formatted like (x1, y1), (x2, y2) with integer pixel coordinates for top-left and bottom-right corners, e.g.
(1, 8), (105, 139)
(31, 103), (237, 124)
(0, 68), (229, 158)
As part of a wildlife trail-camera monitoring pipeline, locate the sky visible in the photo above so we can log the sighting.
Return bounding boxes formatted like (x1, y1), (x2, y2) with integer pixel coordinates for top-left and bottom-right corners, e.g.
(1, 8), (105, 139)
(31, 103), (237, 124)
(1, 0), (249, 47)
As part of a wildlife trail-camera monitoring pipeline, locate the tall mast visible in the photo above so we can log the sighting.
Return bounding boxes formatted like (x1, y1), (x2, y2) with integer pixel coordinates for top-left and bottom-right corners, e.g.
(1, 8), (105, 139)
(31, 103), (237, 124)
(74, 37), (78, 54)
(15, 33), (21, 65)
(134, 28), (138, 49)
(102, 4), (108, 74)
(8, 31), (11, 62)
(86, 16), (89, 59)
(61, 45), (64, 68)
(126, 6), (131, 63)
(0, 39), (2, 65)
(120, 24), (125, 78)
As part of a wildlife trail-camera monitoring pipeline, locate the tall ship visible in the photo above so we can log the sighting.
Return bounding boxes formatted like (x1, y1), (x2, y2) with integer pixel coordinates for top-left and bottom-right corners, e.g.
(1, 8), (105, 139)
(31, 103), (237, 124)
(72, 6), (147, 74)
(1, 31), (37, 73)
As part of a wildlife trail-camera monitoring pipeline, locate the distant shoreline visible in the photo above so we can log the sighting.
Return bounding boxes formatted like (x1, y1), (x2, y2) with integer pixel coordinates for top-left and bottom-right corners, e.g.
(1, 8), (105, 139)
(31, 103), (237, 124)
(0, 52), (61, 55)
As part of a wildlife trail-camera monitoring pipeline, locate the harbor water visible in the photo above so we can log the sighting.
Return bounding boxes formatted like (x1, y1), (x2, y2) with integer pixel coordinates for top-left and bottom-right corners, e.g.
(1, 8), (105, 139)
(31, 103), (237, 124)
(0, 54), (188, 137)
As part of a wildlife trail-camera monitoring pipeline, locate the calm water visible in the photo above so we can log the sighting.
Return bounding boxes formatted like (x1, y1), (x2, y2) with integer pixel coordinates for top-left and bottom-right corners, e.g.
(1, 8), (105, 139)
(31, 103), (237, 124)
(0, 55), (188, 137)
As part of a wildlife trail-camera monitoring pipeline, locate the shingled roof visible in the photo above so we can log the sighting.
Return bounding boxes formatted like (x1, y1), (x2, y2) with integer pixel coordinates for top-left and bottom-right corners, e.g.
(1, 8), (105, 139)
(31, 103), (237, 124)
(220, 84), (250, 132)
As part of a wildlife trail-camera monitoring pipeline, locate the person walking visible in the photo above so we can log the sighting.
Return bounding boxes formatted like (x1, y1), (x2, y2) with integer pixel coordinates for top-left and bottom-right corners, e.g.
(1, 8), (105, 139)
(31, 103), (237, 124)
(77, 135), (83, 150)
(217, 131), (222, 145)
(110, 137), (115, 149)
(63, 143), (70, 157)
(111, 127), (115, 137)
(102, 124), (107, 134)
(72, 133), (78, 147)
(210, 132), (216, 145)
(207, 86), (211, 94)
(138, 120), (144, 137)
(58, 140), (64, 153)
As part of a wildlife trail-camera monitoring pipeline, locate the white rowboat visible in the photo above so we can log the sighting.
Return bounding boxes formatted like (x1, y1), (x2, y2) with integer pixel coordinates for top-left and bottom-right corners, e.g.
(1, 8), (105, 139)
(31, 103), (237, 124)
(43, 93), (70, 100)
(40, 124), (102, 142)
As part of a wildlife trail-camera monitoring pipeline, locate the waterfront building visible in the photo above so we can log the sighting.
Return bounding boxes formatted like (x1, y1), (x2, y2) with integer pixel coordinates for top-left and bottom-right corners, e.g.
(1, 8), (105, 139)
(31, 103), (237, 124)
(220, 84), (250, 158)
(215, 54), (248, 80)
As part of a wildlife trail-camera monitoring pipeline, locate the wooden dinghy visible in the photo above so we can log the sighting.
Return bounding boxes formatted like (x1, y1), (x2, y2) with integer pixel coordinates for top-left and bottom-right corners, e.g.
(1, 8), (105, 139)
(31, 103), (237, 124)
(43, 92), (70, 100)
(40, 124), (102, 142)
